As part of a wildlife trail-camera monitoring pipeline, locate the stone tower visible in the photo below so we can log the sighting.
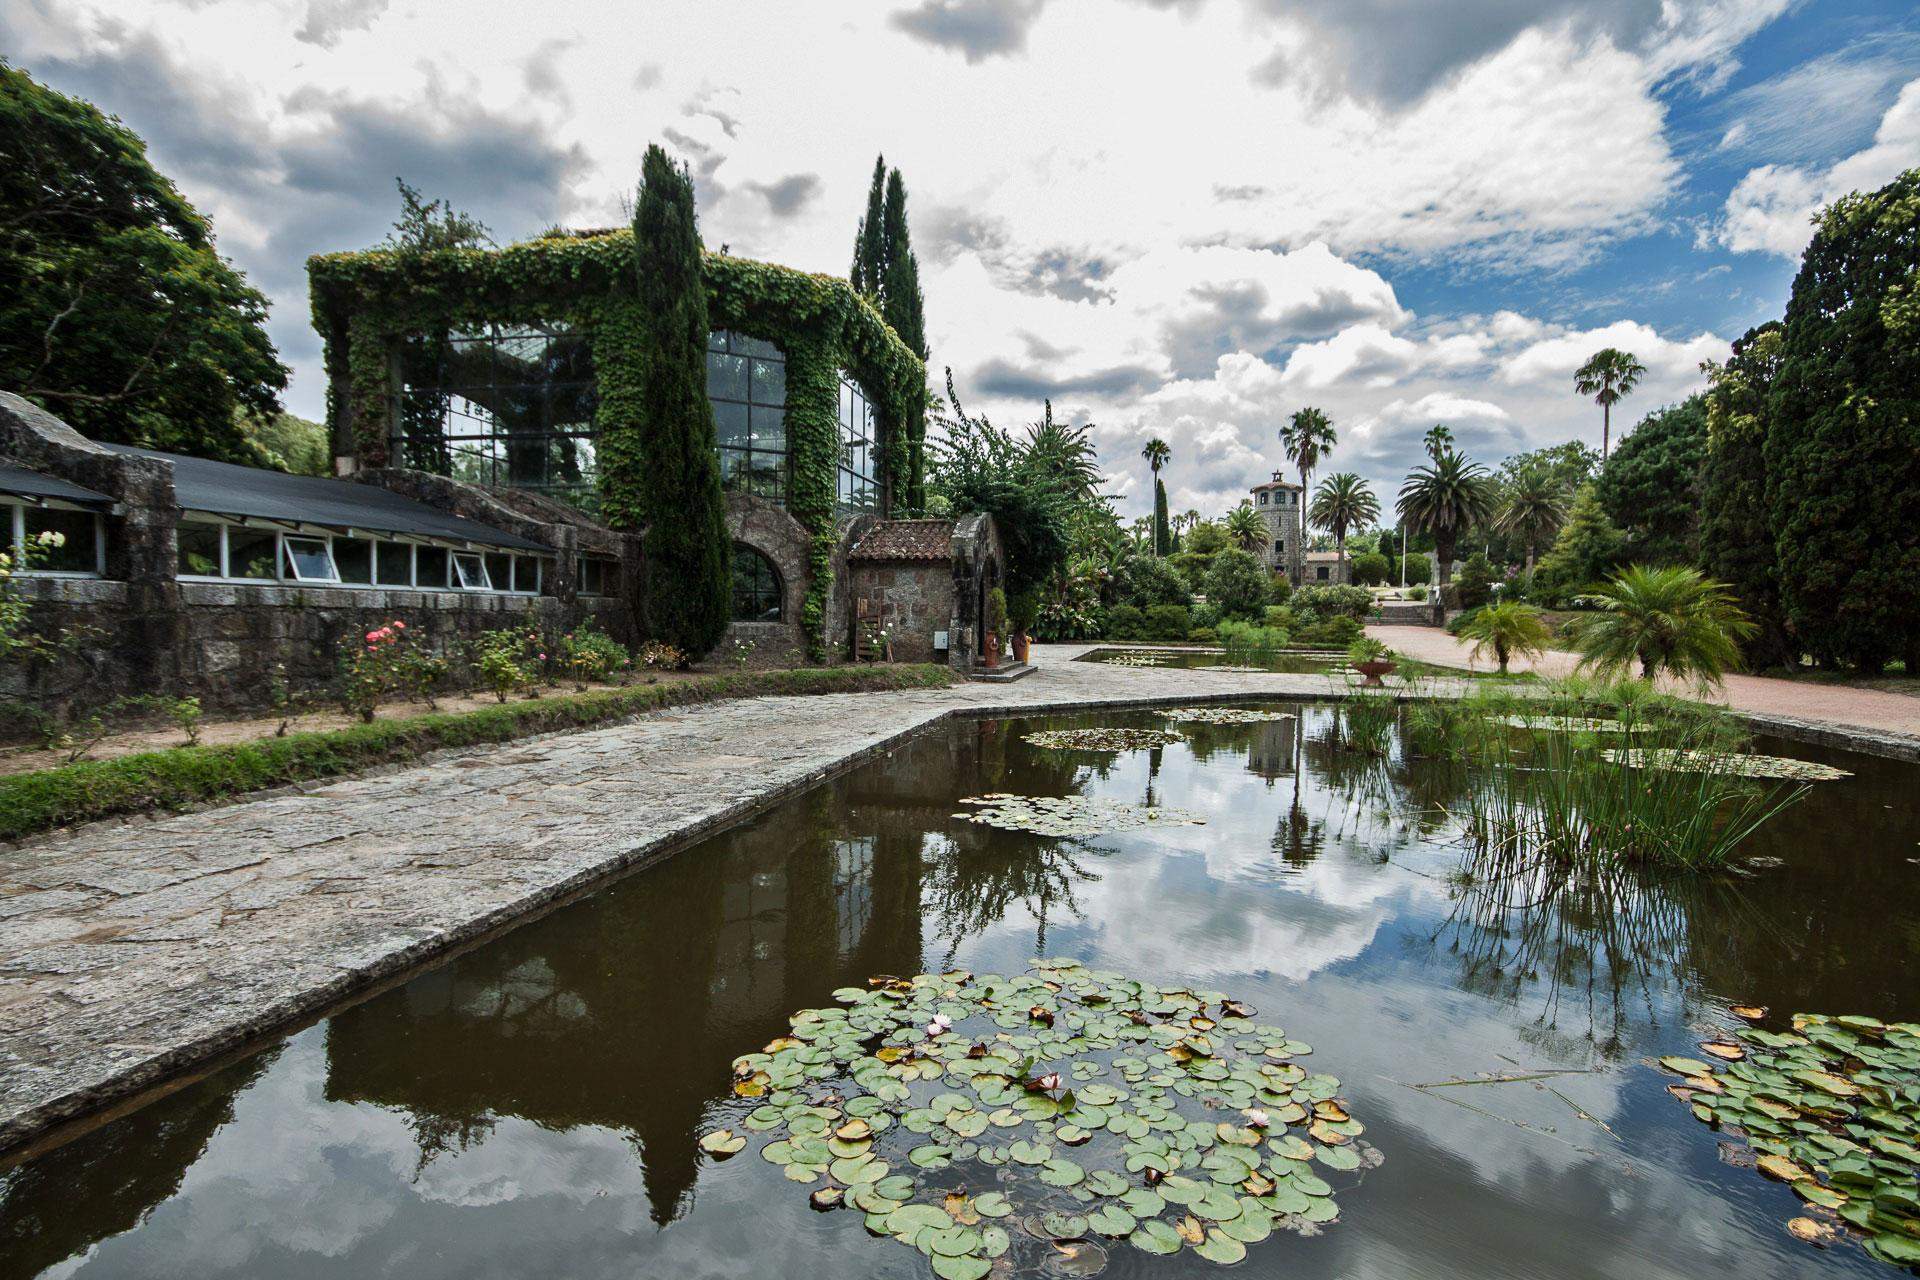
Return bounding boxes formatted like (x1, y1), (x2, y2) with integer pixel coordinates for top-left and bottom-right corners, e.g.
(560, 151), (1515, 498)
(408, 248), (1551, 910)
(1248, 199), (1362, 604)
(1249, 472), (1303, 584)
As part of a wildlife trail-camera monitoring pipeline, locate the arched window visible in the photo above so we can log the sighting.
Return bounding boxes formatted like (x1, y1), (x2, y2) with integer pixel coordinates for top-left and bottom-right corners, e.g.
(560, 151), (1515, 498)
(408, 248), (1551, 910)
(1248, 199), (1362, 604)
(731, 544), (783, 621)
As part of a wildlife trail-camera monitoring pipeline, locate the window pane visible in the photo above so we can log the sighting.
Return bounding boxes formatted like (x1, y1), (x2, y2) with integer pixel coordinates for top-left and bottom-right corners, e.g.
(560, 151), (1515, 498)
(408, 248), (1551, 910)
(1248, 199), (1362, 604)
(229, 529), (278, 580)
(730, 545), (781, 621)
(706, 352), (748, 402)
(285, 538), (337, 582)
(177, 522), (222, 577)
(415, 546), (449, 588)
(713, 400), (750, 448)
(749, 357), (785, 406)
(749, 405), (785, 452)
(335, 538), (373, 584)
(377, 542), (414, 586)
(22, 508), (96, 572)
(485, 553), (511, 590)
(453, 553), (489, 589)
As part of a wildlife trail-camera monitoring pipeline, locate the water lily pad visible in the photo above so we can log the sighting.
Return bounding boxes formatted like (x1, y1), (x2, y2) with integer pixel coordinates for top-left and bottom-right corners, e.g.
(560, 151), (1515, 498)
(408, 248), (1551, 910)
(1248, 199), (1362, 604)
(1158, 707), (1297, 725)
(1129, 1220), (1183, 1254)
(1606, 748), (1852, 782)
(973, 1191), (1013, 1218)
(1040, 1157), (1086, 1187)
(699, 1128), (746, 1156)
(1041, 1212), (1089, 1240)
(956, 794), (1206, 837)
(1194, 1230), (1248, 1264)
(1025, 728), (1183, 752)
(931, 1255), (992, 1280)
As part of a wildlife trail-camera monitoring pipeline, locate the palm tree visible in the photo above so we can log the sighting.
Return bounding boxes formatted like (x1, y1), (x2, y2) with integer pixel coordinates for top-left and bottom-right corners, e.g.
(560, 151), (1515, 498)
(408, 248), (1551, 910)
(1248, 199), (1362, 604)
(1225, 502), (1266, 553)
(1140, 437), (1171, 555)
(1573, 348), (1647, 460)
(1025, 402), (1102, 500)
(1422, 424), (1454, 460)
(1456, 601), (1553, 675)
(1567, 565), (1755, 686)
(1281, 408), (1336, 580)
(1497, 468), (1570, 573)
(1397, 448), (1494, 600)
(1308, 472), (1379, 580)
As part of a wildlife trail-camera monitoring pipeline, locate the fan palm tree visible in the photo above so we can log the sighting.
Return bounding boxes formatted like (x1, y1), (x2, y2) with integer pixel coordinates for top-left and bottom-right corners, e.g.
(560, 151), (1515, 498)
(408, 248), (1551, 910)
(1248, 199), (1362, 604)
(1141, 437), (1172, 554)
(1422, 424), (1454, 460)
(1456, 601), (1553, 675)
(1225, 502), (1266, 553)
(1281, 408), (1336, 579)
(1497, 468), (1570, 573)
(1308, 472), (1380, 580)
(1397, 448), (1494, 598)
(1567, 565), (1755, 686)
(1573, 348), (1647, 460)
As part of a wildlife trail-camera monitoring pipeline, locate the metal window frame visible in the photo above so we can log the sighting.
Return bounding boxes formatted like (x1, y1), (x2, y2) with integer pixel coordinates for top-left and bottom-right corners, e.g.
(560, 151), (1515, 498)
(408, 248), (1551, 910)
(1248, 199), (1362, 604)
(9, 500), (106, 578)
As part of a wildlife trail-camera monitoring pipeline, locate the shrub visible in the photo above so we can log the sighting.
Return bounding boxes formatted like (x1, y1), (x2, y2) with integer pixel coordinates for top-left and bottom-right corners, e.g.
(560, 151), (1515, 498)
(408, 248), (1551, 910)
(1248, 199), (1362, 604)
(560, 620), (630, 690)
(1455, 552), (1497, 611)
(1267, 574), (1292, 605)
(637, 640), (690, 670)
(1188, 600), (1221, 631)
(1401, 556), (1432, 586)
(1162, 552), (1215, 597)
(1216, 619), (1291, 659)
(1205, 549), (1270, 621)
(1295, 616), (1363, 647)
(1102, 604), (1146, 641)
(1142, 604), (1191, 642)
(1408, 584), (1428, 601)
(1263, 605), (1295, 629)
(1112, 555), (1191, 609)
(1349, 551), (1390, 586)
(337, 619), (415, 723)
(468, 626), (545, 702)
(1290, 584), (1372, 622)
(1456, 601), (1552, 674)
(1188, 626), (1217, 644)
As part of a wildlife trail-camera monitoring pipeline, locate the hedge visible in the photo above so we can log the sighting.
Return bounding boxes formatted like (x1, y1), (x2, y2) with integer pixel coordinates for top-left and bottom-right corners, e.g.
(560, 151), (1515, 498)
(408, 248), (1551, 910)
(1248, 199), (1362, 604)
(0, 664), (954, 843)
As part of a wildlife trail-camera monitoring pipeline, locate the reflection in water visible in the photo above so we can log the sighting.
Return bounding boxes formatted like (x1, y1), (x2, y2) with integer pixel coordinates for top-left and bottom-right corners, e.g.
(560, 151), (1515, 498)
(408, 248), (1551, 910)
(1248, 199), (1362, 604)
(2, 708), (1915, 1280)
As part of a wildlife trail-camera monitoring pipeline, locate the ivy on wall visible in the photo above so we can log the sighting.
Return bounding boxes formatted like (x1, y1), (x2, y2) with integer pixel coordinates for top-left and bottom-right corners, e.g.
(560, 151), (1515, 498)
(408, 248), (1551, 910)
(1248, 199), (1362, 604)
(308, 231), (927, 656)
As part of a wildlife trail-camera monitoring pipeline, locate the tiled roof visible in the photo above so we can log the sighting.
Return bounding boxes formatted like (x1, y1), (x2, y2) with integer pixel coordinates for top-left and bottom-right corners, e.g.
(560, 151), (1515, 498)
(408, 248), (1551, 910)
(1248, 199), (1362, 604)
(849, 519), (955, 562)
(1251, 473), (1302, 491)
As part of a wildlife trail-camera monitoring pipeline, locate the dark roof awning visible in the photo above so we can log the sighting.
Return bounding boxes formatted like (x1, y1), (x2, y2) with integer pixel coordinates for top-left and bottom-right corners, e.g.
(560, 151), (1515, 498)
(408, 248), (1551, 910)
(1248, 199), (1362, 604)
(98, 444), (548, 553)
(0, 462), (114, 511)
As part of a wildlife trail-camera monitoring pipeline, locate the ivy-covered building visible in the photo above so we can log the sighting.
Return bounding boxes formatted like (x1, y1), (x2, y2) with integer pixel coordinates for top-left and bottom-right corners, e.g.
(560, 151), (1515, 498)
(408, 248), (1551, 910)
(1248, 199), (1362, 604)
(308, 232), (956, 661)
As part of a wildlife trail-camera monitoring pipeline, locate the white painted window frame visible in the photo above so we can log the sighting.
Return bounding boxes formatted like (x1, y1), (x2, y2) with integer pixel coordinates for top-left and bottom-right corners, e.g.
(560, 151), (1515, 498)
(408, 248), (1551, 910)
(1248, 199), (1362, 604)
(173, 515), (551, 596)
(8, 500), (106, 578)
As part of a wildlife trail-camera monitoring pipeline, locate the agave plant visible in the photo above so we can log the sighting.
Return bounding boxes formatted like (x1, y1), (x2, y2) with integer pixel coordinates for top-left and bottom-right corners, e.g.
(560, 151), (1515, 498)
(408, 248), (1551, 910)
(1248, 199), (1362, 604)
(1567, 565), (1755, 686)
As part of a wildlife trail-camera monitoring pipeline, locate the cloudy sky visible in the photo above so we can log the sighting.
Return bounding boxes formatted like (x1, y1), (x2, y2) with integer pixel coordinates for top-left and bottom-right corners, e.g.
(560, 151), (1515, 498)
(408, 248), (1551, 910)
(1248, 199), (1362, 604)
(5, 0), (1917, 518)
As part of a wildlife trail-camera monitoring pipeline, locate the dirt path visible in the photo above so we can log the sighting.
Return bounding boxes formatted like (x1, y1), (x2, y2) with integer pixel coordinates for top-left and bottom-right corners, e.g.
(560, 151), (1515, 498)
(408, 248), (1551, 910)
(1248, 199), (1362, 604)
(1367, 624), (1920, 738)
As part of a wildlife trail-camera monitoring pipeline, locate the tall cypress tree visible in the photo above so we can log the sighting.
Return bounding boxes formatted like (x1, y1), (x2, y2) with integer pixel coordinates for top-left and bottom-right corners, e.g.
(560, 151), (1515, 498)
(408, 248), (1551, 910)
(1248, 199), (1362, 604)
(879, 170), (928, 361)
(850, 156), (887, 299)
(618, 144), (731, 653)
(1153, 479), (1171, 560)
(1701, 323), (1792, 667)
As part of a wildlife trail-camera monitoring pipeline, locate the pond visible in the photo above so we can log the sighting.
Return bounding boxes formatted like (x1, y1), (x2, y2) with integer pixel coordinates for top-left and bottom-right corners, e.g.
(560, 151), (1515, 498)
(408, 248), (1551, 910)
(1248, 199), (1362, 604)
(3, 703), (1916, 1279)
(1075, 647), (1351, 674)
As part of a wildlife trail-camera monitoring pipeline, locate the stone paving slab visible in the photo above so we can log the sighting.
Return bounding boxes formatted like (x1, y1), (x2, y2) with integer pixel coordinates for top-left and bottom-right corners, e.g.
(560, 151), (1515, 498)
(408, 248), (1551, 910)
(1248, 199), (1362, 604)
(0, 648), (1419, 1155)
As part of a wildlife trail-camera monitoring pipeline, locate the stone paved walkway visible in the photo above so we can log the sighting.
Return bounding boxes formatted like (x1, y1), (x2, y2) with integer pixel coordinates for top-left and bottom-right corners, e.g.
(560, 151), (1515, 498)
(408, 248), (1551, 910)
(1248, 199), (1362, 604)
(0, 648), (1439, 1155)
(1369, 625), (1920, 748)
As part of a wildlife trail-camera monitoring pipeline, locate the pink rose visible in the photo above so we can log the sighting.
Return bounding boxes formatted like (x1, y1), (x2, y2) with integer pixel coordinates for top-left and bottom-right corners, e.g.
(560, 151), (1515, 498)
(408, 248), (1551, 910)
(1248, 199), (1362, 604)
(366, 630), (381, 642)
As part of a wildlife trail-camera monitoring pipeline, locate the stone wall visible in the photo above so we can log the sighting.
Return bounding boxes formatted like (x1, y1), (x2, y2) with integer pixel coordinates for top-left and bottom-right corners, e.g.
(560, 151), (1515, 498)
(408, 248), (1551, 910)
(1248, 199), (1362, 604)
(847, 559), (954, 663)
(721, 493), (815, 664)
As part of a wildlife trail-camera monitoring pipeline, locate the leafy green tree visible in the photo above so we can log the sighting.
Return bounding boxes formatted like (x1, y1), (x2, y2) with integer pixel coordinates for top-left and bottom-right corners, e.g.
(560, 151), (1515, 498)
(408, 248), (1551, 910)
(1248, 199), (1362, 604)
(1396, 448), (1493, 598)
(1595, 395), (1708, 565)
(929, 370), (1073, 601)
(250, 410), (329, 477)
(850, 156), (888, 298)
(1024, 401), (1102, 500)
(1573, 347), (1647, 460)
(1568, 565), (1754, 686)
(383, 177), (493, 252)
(1455, 551), (1497, 610)
(1224, 502), (1265, 553)
(1700, 322), (1792, 667)
(1187, 519), (1230, 556)
(1766, 167), (1920, 672)
(1496, 465), (1570, 573)
(1111, 554), (1190, 609)
(1535, 484), (1627, 592)
(0, 64), (286, 463)
(608, 144), (731, 652)
(1308, 472), (1379, 579)
(1206, 548), (1270, 622)
(1349, 551), (1391, 586)
(1457, 601), (1552, 674)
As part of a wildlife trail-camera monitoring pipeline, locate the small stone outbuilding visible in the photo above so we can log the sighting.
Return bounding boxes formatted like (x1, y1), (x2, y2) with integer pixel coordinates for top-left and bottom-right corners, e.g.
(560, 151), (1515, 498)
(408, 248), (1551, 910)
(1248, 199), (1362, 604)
(846, 514), (1004, 671)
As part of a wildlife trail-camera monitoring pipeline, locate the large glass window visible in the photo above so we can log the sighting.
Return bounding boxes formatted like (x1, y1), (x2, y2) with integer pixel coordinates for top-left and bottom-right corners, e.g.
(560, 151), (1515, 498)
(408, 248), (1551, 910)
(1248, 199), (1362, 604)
(177, 521), (223, 577)
(837, 375), (878, 514)
(227, 528), (278, 580)
(708, 330), (787, 503)
(395, 323), (600, 513)
(17, 506), (101, 574)
(730, 544), (782, 622)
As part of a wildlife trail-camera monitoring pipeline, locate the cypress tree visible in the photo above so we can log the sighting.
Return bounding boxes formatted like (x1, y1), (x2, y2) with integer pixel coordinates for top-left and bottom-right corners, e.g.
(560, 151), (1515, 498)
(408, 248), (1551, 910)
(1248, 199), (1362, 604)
(1766, 168), (1920, 672)
(615, 144), (731, 653)
(878, 168), (931, 512)
(1153, 479), (1171, 559)
(850, 155), (887, 299)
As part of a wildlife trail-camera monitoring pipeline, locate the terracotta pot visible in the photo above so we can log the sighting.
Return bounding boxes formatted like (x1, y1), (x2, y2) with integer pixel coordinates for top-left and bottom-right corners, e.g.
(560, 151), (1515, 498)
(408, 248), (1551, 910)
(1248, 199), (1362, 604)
(1354, 659), (1397, 688)
(1012, 632), (1031, 664)
(982, 631), (1000, 669)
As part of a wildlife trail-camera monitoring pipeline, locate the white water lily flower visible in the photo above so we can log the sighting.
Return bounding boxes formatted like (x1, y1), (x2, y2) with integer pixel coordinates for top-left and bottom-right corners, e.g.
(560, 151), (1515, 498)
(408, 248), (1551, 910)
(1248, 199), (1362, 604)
(1245, 1108), (1271, 1128)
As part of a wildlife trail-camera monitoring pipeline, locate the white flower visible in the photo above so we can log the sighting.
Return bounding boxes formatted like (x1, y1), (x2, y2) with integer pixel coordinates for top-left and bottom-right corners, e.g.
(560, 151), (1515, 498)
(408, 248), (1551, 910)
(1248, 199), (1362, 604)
(34, 531), (65, 547)
(1245, 1108), (1270, 1128)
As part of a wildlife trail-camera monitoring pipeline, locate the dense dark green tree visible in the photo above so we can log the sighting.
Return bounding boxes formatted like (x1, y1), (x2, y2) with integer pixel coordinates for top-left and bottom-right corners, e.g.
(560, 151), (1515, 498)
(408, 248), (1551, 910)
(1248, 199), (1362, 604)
(851, 156), (931, 509)
(1700, 322), (1792, 667)
(1766, 168), (1920, 672)
(1535, 484), (1627, 592)
(1153, 478), (1171, 560)
(0, 63), (286, 463)
(1205, 548), (1270, 622)
(608, 144), (730, 652)
(928, 370), (1073, 601)
(382, 177), (493, 252)
(1595, 395), (1708, 566)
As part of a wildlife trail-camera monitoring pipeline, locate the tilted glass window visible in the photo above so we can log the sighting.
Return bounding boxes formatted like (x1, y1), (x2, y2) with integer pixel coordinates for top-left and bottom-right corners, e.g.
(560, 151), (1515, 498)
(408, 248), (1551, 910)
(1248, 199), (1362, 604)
(730, 544), (782, 622)
(395, 323), (600, 513)
(836, 374), (878, 514)
(451, 553), (491, 590)
(708, 330), (787, 504)
(283, 537), (339, 583)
